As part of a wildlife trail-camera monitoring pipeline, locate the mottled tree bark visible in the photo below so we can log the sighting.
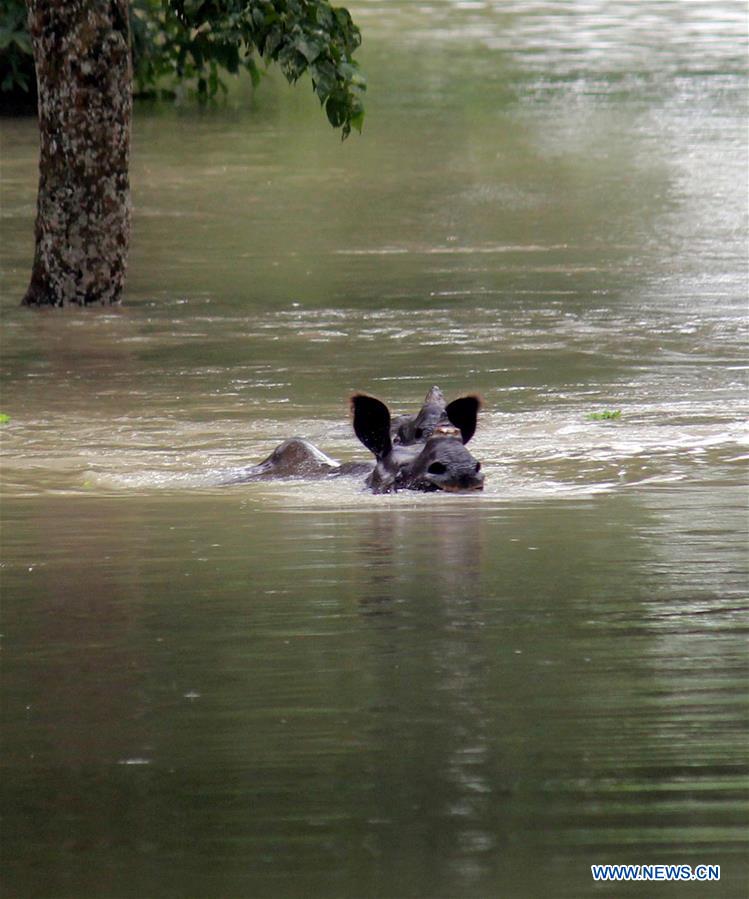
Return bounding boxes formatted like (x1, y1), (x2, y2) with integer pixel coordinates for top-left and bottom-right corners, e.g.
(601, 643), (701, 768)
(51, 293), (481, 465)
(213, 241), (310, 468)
(23, 1), (132, 306)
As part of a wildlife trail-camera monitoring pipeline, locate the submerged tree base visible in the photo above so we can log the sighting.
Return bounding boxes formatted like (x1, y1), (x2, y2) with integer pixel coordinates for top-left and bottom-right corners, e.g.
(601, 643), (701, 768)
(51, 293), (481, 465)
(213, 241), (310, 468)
(21, 277), (122, 307)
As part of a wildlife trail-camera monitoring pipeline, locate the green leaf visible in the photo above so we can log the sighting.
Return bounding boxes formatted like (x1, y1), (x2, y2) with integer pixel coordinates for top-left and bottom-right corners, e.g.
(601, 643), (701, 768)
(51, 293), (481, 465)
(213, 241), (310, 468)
(350, 108), (365, 133)
(246, 57), (262, 88)
(315, 6), (334, 29)
(311, 59), (336, 101)
(263, 26), (283, 58)
(11, 32), (32, 54)
(0, 412), (10, 424)
(325, 93), (347, 128)
(295, 37), (321, 63)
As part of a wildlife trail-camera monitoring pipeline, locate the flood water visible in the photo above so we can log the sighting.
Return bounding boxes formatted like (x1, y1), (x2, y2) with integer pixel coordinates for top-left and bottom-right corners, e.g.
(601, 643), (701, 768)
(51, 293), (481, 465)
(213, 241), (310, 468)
(1, 1), (748, 896)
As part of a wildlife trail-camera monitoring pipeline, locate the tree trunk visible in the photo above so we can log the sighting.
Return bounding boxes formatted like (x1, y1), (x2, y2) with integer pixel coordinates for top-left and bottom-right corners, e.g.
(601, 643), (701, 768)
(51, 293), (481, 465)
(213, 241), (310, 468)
(23, 1), (132, 307)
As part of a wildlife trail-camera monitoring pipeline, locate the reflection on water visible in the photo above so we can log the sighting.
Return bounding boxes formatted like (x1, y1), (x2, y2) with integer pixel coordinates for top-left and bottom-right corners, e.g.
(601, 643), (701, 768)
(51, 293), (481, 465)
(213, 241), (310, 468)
(1, 1), (747, 896)
(2, 493), (746, 897)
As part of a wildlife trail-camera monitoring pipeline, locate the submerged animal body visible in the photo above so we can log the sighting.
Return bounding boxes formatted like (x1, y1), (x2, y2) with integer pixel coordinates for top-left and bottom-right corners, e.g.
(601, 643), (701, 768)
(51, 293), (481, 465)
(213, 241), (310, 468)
(223, 438), (372, 484)
(225, 387), (485, 493)
(352, 393), (484, 493)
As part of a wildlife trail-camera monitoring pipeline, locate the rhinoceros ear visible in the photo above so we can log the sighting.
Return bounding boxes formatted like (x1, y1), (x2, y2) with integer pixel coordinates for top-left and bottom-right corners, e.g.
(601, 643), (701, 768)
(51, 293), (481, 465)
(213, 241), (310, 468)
(445, 396), (481, 444)
(351, 394), (393, 459)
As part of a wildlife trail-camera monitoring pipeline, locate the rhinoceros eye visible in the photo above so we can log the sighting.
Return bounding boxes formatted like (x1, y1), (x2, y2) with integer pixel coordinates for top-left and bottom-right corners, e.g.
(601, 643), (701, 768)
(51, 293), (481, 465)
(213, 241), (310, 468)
(427, 461), (447, 475)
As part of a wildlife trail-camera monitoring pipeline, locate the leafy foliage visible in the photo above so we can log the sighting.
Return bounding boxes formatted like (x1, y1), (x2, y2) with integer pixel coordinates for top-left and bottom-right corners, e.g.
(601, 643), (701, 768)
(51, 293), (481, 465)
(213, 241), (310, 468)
(1, 0), (365, 136)
(140, 0), (365, 136)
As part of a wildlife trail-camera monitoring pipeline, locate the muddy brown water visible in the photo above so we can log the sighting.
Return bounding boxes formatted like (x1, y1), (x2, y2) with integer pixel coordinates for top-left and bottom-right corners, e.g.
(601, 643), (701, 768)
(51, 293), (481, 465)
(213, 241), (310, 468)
(1, 2), (747, 896)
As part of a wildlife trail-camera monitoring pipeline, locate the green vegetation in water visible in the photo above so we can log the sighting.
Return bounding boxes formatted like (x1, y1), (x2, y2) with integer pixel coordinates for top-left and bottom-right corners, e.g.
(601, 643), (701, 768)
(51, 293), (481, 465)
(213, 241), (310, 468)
(0, 413), (10, 424)
(586, 410), (622, 421)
